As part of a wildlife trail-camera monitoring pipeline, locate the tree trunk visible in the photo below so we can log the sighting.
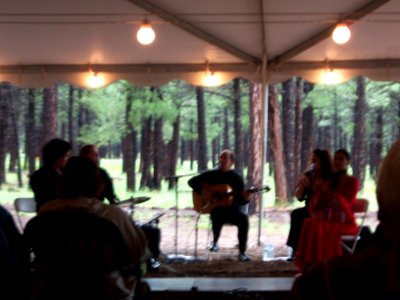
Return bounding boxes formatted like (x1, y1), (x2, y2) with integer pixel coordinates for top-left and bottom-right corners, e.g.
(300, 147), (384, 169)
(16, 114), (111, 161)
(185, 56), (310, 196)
(196, 86), (208, 171)
(168, 114), (181, 189)
(153, 116), (164, 190)
(374, 107), (384, 177)
(140, 118), (153, 189)
(301, 106), (314, 174)
(124, 90), (136, 191)
(281, 78), (296, 199)
(246, 83), (263, 213)
(268, 84), (287, 203)
(233, 78), (244, 177)
(41, 84), (58, 148)
(332, 91), (339, 151)
(211, 116), (219, 167)
(76, 89), (84, 152)
(68, 84), (78, 155)
(0, 83), (11, 185)
(8, 89), (22, 187)
(293, 78), (303, 188)
(190, 119), (195, 170)
(352, 76), (368, 190)
(26, 89), (37, 175)
(223, 107), (230, 149)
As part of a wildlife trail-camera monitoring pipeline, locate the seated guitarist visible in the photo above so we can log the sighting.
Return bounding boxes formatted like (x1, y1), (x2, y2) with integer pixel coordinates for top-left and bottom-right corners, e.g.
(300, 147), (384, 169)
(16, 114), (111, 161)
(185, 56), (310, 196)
(188, 149), (251, 262)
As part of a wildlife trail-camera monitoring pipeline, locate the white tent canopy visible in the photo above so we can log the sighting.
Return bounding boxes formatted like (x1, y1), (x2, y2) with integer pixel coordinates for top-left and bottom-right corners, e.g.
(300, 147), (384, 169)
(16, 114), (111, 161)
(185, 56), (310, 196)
(1, 0), (399, 87)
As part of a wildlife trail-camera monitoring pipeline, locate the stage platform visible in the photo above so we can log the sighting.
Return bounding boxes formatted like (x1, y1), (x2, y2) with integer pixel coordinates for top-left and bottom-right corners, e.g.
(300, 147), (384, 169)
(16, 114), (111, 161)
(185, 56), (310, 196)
(144, 276), (295, 299)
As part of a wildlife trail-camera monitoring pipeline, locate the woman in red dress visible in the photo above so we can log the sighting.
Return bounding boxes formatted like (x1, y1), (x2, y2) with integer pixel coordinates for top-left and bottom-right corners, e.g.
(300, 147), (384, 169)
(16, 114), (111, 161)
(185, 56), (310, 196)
(295, 149), (359, 273)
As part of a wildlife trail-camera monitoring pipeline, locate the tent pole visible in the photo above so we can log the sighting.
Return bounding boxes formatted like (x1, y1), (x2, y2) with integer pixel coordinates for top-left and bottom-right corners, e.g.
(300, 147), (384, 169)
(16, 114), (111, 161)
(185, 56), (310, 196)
(257, 51), (269, 246)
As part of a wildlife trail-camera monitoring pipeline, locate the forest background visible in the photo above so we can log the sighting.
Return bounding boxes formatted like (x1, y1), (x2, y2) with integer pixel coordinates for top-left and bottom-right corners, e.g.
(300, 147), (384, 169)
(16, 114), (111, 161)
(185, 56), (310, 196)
(0, 75), (397, 218)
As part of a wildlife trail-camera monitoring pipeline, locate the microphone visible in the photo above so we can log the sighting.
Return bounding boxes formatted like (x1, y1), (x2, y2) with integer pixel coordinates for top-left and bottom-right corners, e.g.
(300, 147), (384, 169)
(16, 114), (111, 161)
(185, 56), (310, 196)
(248, 185), (271, 193)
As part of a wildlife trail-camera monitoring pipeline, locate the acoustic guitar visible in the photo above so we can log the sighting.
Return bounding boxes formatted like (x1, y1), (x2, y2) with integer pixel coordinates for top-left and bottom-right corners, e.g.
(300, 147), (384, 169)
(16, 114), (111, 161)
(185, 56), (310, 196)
(192, 184), (270, 214)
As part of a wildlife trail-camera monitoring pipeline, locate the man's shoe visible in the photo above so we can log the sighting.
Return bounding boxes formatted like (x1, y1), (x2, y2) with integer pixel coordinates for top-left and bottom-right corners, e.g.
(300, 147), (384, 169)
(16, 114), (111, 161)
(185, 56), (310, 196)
(208, 243), (220, 252)
(239, 253), (251, 262)
(147, 257), (161, 271)
(287, 251), (296, 262)
(286, 255), (296, 262)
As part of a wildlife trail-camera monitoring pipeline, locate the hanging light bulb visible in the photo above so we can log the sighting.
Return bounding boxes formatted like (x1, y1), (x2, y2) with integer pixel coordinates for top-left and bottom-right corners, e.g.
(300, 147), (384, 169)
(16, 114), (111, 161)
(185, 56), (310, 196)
(203, 61), (221, 87)
(137, 17), (155, 45)
(204, 71), (220, 87)
(332, 23), (351, 44)
(87, 69), (105, 88)
(322, 68), (341, 85)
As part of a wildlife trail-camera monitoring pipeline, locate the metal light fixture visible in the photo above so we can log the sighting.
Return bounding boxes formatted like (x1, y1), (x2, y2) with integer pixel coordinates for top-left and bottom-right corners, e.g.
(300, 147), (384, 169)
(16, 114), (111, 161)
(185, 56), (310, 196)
(332, 23), (351, 45)
(137, 17), (155, 45)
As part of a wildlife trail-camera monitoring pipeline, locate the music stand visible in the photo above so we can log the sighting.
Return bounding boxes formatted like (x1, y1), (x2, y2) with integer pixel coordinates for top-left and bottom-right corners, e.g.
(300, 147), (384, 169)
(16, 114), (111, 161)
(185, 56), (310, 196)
(165, 172), (206, 263)
(192, 202), (211, 261)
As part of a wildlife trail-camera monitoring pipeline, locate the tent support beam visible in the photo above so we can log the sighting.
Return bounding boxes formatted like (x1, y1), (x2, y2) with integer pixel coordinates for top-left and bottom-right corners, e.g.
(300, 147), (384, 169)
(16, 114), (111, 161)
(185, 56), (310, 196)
(0, 63), (257, 74)
(268, 0), (392, 68)
(126, 0), (261, 65)
(0, 59), (399, 74)
(0, 58), (400, 75)
(278, 59), (400, 70)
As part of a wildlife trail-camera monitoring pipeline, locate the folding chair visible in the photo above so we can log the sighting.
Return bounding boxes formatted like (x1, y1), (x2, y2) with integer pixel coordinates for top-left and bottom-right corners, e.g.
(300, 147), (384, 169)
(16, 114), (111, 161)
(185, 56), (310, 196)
(24, 209), (138, 300)
(341, 198), (369, 254)
(13, 197), (36, 230)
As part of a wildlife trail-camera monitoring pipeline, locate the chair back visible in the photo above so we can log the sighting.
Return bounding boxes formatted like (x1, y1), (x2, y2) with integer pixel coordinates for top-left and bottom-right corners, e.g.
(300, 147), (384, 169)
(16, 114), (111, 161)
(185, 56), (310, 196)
(341, 198), (369, 254)
(24, 209), (135, 300)
(352, 198), (369, 214)
(14, 197), (36, 230)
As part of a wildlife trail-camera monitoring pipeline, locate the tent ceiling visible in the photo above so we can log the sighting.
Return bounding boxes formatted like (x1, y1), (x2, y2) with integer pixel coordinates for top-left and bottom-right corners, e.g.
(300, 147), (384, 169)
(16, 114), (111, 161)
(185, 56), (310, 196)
(1, 0), (399, 87)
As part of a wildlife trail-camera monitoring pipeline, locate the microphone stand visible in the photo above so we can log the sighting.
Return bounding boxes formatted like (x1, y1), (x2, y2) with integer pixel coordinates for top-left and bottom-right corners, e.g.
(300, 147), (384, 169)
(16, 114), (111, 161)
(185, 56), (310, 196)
(165, 172), (204, 263)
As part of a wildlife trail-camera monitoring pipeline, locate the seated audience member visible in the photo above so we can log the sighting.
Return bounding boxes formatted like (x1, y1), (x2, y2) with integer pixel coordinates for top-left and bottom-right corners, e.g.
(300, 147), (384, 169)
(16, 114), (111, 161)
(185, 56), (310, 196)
(39, 156), (148, 267)
(79, 144), (119, 204)
(287, 149), (334, 261)
(295, 149), (358, 272)
(29, 138), (72, 211)
(0, 205), (30, 300)
(289, 140), (400, 299)
(79, 144), (161, 270)
(331, 149), (359, 208)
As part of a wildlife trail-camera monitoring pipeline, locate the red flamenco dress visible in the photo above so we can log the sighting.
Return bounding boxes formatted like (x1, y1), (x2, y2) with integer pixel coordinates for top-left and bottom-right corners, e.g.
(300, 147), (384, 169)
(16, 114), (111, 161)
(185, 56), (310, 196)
(295, 192), (358, 273)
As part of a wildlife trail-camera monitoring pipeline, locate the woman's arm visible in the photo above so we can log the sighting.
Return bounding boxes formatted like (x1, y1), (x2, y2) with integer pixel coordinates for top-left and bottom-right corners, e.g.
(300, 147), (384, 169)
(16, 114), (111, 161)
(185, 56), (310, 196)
(295, 175), (310, 200)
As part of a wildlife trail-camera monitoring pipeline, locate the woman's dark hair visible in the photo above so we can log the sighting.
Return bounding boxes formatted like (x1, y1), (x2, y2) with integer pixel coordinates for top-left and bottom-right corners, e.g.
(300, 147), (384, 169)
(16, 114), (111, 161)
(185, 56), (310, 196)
(60, 156), (103, 199)
(42, 138), (71, 166)
(334, 148), (351, 161)
(331, 149), (352, 189)
(313, 149), (335, 181)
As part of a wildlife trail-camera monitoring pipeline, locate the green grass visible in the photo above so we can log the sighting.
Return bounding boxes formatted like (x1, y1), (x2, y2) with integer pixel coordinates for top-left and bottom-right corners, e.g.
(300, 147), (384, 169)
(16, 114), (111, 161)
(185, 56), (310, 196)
(0, 158), (379, 215)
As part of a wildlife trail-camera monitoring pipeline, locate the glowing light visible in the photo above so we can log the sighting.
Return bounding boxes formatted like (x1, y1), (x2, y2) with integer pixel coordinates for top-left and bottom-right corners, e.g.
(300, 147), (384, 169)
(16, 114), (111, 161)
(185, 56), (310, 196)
(203, 72), (221, 87)
(86, 71), (105, 88)
(332, 23), (351, 45)
(137, 18), (155, 45)
(322, 69), (341, 85)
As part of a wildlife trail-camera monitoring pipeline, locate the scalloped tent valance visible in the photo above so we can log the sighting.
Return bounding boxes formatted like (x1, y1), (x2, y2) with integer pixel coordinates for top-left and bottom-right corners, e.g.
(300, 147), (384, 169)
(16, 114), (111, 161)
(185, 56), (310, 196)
(1, 0), (399, 88)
